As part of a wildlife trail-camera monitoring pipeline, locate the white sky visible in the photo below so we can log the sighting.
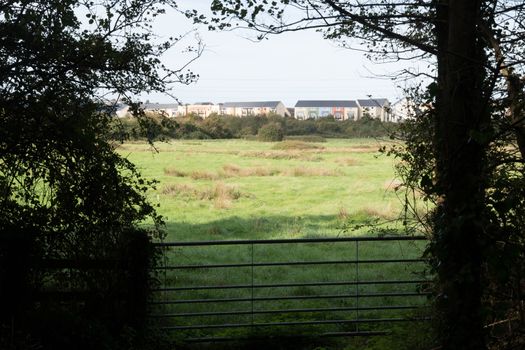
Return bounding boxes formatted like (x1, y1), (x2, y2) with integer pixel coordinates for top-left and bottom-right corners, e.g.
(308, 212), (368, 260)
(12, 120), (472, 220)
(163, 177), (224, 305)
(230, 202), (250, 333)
(141, 1), (422, 107)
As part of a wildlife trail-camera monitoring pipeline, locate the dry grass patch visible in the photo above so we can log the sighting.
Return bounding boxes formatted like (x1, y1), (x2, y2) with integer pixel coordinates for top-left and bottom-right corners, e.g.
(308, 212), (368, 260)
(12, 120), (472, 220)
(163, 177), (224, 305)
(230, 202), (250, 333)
(164, 167), (188, 177)
(334, 157), (361, 166)
(283, 167), (343, 177)
(383, 179), (404, 191)
(338, 207), (350, 221)
(272, 140), (325, 150)
(240, 150), (323, 162)
(221, 164), (279, 177)
(160, 183), (197, 196)
(323, 147), (378, 154)
(190, 170), (220, 180)
(161, 182), (245, 209)
(204, 182), (243, 209)
(358, 204), (398, 220)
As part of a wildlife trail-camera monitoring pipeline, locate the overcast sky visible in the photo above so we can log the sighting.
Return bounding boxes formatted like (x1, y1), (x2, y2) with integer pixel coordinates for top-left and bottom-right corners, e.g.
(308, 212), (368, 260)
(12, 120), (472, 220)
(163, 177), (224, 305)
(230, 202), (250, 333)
(141, 1), (423, 107)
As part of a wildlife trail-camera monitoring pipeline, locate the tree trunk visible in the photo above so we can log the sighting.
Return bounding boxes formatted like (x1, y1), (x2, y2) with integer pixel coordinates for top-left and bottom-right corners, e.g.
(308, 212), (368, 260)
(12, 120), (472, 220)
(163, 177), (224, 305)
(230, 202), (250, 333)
(433, 0), (488, 349)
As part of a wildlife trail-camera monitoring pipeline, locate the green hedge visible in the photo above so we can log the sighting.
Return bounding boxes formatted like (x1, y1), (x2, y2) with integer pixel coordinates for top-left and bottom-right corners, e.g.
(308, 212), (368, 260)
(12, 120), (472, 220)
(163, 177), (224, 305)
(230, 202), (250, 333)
(110, 113), (399, 141)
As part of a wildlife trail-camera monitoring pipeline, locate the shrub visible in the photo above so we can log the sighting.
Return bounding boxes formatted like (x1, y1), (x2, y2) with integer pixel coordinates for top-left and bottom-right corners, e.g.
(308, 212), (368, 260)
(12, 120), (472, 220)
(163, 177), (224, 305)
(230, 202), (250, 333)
(257, 122), (284, 141)
(201, 115), (234, 139)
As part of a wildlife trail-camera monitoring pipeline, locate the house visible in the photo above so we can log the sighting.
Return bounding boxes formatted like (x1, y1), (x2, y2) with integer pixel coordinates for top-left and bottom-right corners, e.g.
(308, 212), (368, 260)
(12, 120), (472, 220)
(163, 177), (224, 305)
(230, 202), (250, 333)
(391, 98), (426, 122)
(356, 98), (391, 121)
(294, 100), (359, 120)
(143, 103), (180, 117)
(221, 101), (290, 117)
(114, 103), (130, 118)
(177, 102), (220, 118)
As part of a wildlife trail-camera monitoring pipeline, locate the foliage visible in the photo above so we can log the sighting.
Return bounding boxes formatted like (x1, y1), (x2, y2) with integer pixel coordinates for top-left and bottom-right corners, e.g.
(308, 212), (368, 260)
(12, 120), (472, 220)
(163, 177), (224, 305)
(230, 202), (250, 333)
(187, 1), (525, 348)
(112, 114), (397, 140)
(0, 0), (197, 348)
(390, 84), (525, 349)
(257, 122), (284, 141)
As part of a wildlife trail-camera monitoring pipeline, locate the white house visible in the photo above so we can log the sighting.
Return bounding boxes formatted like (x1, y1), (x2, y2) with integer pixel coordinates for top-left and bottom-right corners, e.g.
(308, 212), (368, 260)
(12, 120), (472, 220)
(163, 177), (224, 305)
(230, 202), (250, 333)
(143, 103), (180, 117)
(357, 99), (391, 121)
(294, 100), (359, 120)
(391, 98), (427, 122)
(114, 103), (130, 118)
(177, 102), (221, 118)
(221, 101), (290, 117)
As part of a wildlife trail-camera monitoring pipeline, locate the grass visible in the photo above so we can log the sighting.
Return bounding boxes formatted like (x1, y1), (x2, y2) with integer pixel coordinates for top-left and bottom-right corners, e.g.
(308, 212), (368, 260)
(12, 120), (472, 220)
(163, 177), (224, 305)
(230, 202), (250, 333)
(118, 138), (406, 240)
(117, 138), (430, 348)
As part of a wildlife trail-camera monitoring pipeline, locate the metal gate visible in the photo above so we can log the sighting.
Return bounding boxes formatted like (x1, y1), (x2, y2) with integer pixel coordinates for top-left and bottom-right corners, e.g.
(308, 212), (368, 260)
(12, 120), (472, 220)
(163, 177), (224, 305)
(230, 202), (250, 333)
(149, 235), (430, 343)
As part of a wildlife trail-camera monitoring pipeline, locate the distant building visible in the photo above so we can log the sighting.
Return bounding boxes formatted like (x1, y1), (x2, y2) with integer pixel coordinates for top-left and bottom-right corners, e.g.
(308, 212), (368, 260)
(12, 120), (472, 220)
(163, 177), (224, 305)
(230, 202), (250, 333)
(143, 103), (180, 117)
(221, 101), (289, 117)
(114, 103), (130, 118)
(391, 98), (427, 122)
(294, 100), (359, 120)
(177, 102), (220, 118)
(356, 99), (391, 122)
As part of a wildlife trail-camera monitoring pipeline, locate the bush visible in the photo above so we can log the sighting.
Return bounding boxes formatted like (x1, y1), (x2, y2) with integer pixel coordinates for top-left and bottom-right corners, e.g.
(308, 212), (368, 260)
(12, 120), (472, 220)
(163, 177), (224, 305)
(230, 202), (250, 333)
(201, 115), (234, 139)
(110, 114), (399, 141)
(257, 122), (284, 141)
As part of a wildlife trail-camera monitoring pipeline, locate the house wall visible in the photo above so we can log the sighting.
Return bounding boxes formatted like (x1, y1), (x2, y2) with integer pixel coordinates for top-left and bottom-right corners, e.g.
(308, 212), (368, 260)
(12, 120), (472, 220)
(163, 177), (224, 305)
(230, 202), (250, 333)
(146, 107), (177, 117)
(177, 104), (219, 118)
(222, 103), (288, 117)
(115, 106), (130, 118)
(275, 102), (288, 117)
(294, 107), (307, 119)
(344, 107), (359, 120)
(319, 107), (331, 117)
(294, 106), (359, 120)
(360, 105), (390, 121)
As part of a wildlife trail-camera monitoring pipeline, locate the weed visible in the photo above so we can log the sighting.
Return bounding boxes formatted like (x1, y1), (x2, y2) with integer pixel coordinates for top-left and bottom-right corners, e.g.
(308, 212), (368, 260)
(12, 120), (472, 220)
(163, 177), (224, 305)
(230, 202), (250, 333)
(338, 207), (349, 221)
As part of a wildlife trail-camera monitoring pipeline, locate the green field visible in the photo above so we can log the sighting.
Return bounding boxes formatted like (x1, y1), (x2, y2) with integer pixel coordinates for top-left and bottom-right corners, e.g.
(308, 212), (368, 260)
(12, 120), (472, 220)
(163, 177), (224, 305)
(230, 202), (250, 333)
(118, 139), (429, 348)
(119, 138), (405, 241)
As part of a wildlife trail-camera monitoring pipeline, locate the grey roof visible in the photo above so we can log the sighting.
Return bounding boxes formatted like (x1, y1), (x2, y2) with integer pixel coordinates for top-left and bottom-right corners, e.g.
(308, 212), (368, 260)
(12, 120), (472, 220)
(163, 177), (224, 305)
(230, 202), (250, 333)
(357, 99), (389, 107)
(295, 100), (358, 108)
(222, 101), (282, 108)
(143, 103), (180, 109)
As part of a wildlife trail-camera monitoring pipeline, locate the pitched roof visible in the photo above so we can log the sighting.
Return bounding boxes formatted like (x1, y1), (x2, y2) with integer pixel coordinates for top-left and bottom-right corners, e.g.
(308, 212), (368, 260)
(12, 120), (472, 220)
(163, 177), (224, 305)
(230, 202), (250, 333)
(295, 100), (358, 108)
(143, 103), (180, 109)
(222, 101), (282, 108)
(357, 98), (389, 107)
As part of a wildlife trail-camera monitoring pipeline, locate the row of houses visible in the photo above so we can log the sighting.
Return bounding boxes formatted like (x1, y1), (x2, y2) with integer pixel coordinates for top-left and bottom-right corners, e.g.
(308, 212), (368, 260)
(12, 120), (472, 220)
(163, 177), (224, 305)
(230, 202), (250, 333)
(117, 98), (413, 122)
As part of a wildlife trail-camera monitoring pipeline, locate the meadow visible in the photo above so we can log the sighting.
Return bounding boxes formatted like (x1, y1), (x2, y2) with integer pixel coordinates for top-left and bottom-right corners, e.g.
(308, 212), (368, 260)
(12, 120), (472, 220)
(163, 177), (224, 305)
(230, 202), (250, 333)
(118, 138), (430, 348)
(118, 138), (407, 241)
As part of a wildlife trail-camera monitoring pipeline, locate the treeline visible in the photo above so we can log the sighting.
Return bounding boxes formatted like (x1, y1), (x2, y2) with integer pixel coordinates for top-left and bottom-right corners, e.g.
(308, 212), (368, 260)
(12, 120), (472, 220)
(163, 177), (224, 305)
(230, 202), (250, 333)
(110, 113), (399, 141)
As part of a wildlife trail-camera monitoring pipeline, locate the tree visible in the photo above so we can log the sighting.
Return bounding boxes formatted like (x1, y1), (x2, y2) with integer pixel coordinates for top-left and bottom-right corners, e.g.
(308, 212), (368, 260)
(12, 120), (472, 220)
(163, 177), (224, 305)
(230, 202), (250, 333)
(0, 1), (200, 348)
(190, 1), (525, 348)
(257, 121), (284, 141)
